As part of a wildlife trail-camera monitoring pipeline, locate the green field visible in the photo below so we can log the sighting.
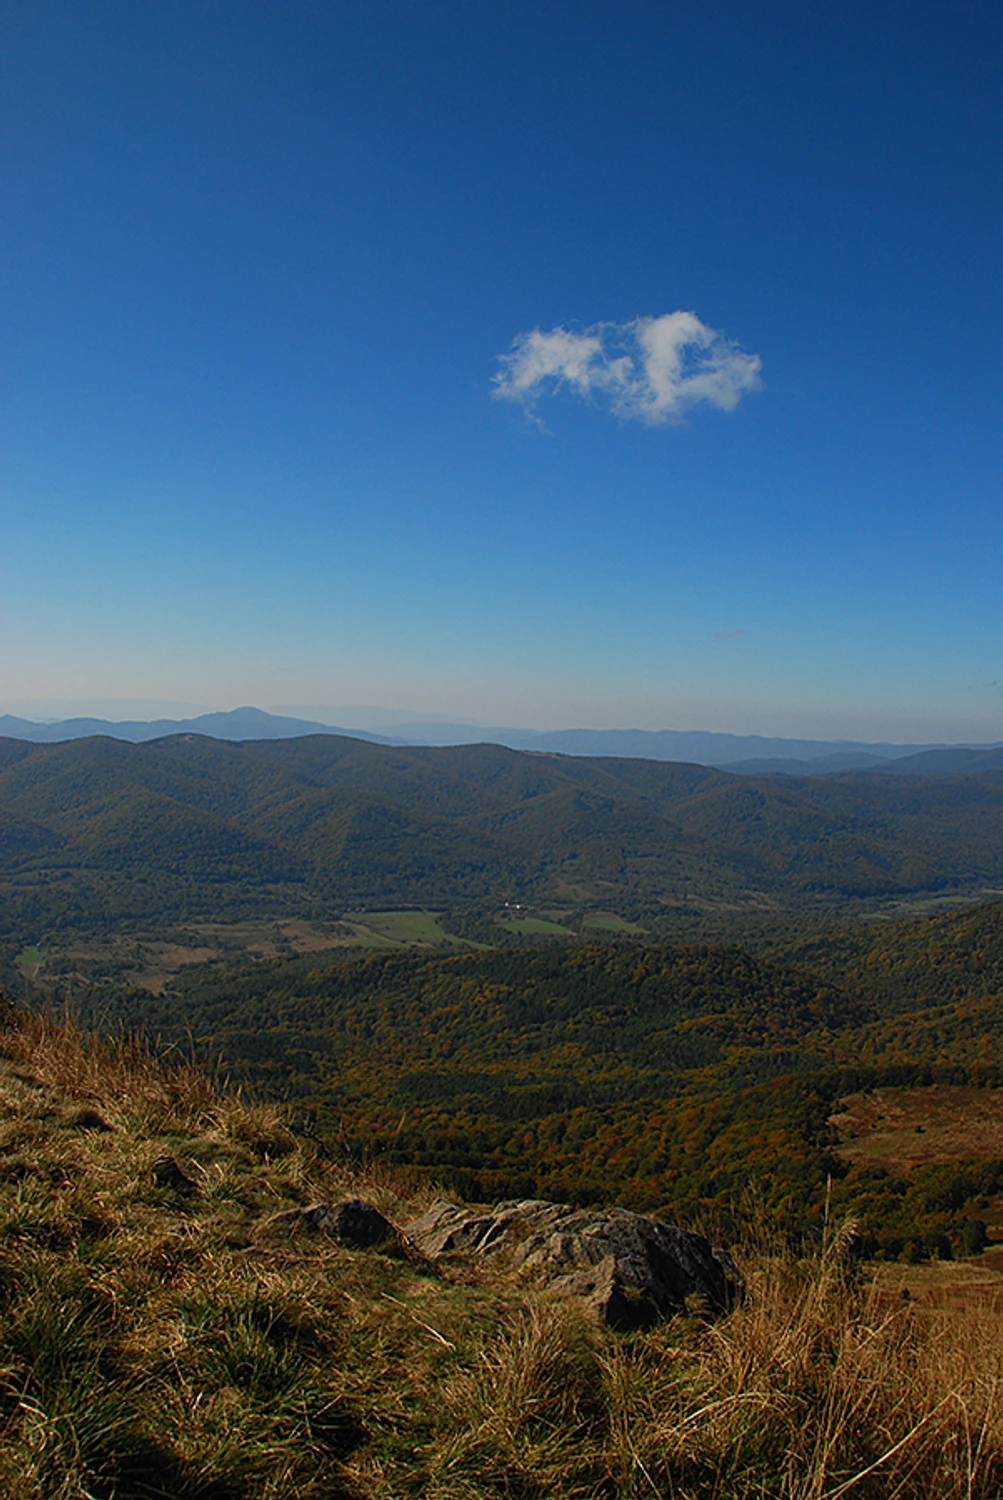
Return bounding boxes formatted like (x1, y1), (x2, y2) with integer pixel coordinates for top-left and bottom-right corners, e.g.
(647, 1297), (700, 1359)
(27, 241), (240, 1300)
(581, 911), (647, 934)
(498, 914), (575, 936)
(349, 910), (474, 947)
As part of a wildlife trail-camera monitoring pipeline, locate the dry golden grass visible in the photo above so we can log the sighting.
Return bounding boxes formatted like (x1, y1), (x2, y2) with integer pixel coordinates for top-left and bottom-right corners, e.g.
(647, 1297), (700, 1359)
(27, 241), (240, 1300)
(0, 1007), (1000, 1498)
(0, 1010), (217, 1131)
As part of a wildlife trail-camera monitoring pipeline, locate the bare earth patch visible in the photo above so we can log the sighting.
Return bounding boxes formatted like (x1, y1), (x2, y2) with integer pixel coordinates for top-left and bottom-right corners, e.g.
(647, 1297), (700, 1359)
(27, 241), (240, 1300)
(18, 915), (476, 995)
(832, 1086), (1003, 1172)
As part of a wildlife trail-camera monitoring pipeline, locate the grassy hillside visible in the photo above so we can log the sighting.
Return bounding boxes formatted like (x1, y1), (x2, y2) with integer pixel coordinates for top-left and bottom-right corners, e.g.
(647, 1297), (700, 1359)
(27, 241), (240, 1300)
(0, 1005), (1001, 1498)
(4, 734), (1003, 967)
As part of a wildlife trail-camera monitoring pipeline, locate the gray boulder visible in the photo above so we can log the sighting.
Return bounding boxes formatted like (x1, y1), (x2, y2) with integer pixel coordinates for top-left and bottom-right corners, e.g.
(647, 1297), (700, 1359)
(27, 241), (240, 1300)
(403, 1198), (738, 1330)
(272, 1198), (395, 1247)
(311, 1198), (395, 1247)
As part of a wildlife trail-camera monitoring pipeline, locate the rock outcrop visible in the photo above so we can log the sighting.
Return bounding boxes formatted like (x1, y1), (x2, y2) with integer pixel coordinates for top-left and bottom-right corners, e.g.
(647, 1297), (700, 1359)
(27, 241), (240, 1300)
(403, 1198), (739, 1330)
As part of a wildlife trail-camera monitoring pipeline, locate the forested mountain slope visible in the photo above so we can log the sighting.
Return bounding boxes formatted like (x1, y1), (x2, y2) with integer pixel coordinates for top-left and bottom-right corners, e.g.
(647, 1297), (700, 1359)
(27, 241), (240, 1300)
(2, 732), (1003, 943)
(88, 899), (1003, 1261)
(774, 898), (1003, 1011)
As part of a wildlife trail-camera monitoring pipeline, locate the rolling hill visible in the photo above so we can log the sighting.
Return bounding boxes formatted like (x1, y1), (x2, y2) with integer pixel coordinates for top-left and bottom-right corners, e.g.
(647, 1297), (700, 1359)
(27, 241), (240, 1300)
(3, 733), (1003, 953)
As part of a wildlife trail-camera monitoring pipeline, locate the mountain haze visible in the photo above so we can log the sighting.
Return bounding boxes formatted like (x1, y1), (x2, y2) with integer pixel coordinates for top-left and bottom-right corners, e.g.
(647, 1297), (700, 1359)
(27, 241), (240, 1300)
(381, 723), (962, 766)
(5, 707), (1001, 773)
(0, 706), (395, 747)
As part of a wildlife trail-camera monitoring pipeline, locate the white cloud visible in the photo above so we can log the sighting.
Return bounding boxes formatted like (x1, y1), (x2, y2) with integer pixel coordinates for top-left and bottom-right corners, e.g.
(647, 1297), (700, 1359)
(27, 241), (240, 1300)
(493, 311), (762, 425)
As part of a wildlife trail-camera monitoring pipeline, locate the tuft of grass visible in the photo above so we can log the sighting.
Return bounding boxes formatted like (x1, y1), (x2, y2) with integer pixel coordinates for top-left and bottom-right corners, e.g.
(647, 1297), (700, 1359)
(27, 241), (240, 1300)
(0, 1006), (1001, 1496)
(0, 1010), (216, 1136)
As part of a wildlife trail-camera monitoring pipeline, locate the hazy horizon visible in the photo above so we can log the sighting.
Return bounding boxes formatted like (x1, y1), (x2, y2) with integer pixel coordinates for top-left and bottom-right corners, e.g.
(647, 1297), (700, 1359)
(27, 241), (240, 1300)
(2, 697), (1002, 749)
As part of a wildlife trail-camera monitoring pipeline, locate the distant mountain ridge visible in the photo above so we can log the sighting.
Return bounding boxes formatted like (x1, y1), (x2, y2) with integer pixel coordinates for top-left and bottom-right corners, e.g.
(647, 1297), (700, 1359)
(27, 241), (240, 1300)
(877, 747), (1003, 776)
(0, 706), (396, 747)
(2, 706), (999, 771)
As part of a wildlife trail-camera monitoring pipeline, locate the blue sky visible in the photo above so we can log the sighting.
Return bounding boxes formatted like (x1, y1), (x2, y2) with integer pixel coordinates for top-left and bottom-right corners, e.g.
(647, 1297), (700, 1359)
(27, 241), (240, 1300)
(2, 1), (1000, 738)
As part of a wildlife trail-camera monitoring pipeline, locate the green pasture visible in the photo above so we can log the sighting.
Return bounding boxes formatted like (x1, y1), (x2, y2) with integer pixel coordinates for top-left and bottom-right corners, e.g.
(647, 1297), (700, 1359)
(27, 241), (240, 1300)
(349, 910), (471, 947)
(498, 915), (575, 937)
(581, 911), (647, 934)
(862, 890), (999, 923)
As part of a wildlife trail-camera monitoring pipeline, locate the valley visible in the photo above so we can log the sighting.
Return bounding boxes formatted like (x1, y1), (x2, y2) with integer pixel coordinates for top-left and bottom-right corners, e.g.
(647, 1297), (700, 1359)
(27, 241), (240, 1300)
(4, 729), (1003, 988)
(6, 732), (1003, 1267)
(38, 890), (1003, 1266)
